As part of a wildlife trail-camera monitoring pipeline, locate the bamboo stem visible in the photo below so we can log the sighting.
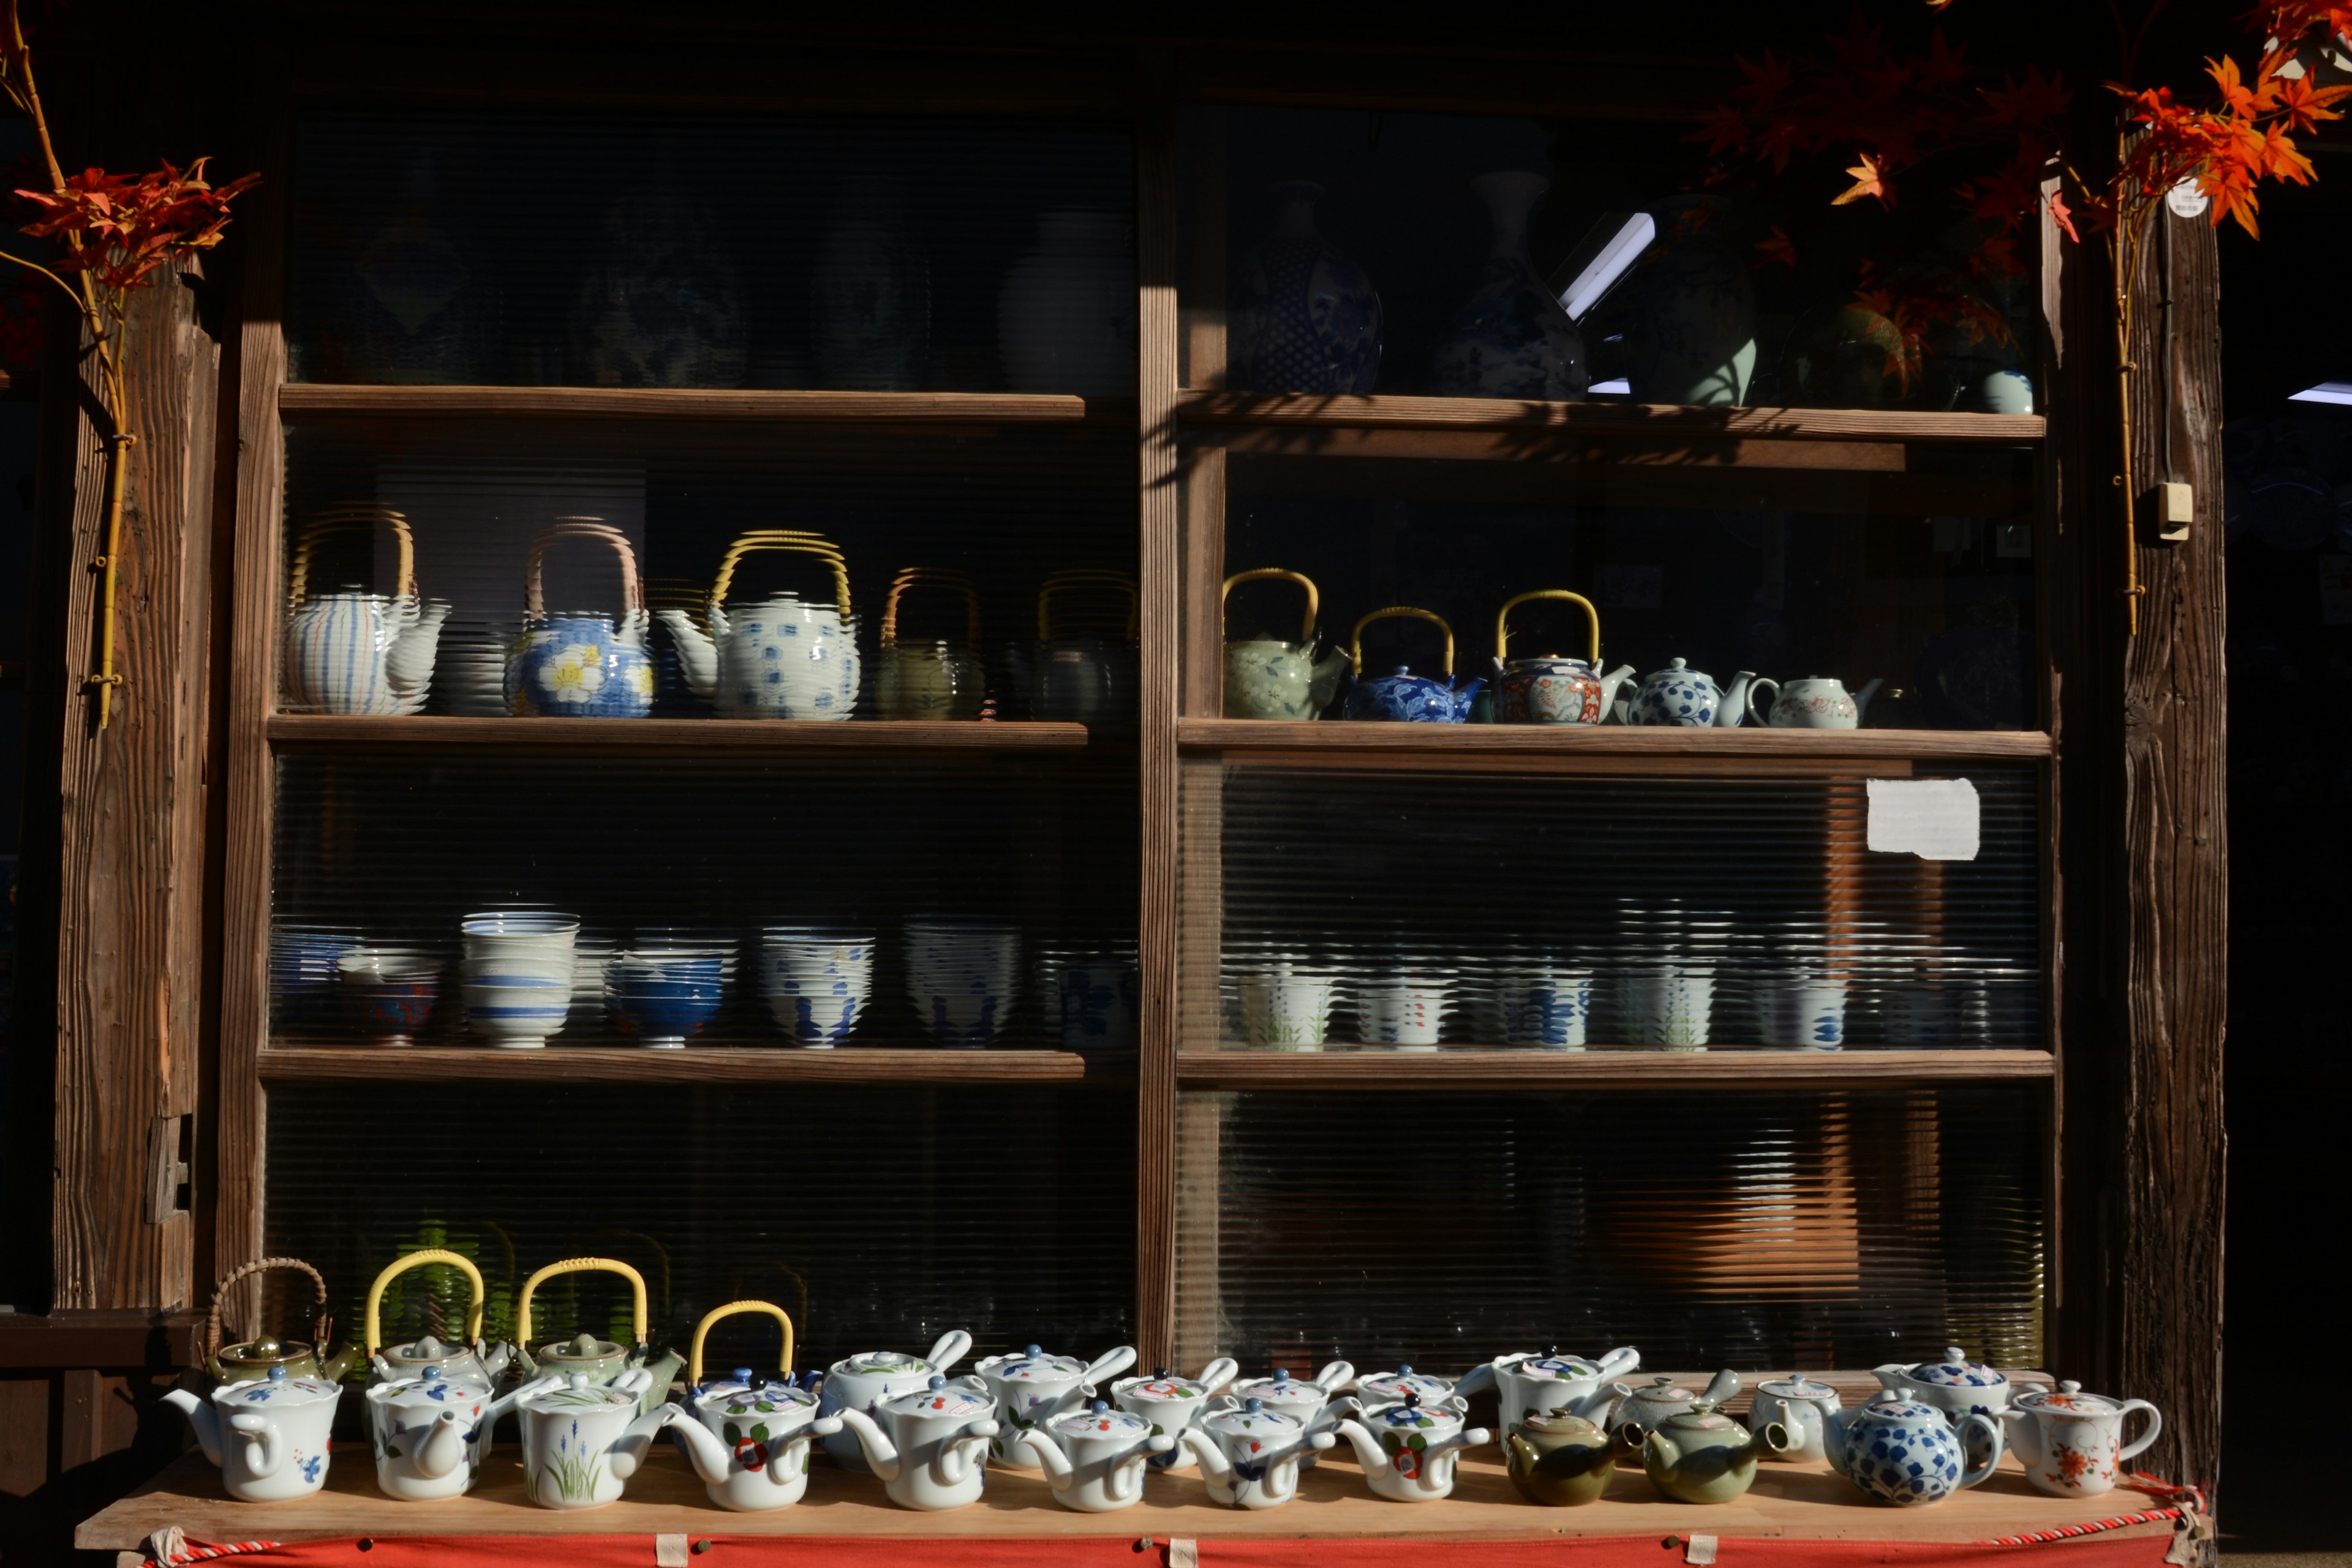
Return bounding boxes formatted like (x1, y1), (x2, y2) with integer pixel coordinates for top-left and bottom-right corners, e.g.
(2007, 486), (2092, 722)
(89, 432), (134, 727)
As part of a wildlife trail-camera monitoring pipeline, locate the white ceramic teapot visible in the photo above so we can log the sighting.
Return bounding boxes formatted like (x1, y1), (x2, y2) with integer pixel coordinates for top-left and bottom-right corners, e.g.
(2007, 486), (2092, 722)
(1109, 1357), (1239, 1472)
(1748, 1375), (1842, 1464)
(816, 1328), (973, 1472)
(2000, 1381), (2162, 1499)
(1222, 1362), (1354, 1466)
(1629, 659), (1726, 727)
(1460, 1345), (1642, 1434)
(364, 1248), (514, 1389)
(973, 1341), (1137, 1468)
(514, 1370), (674, 1510)
(666, 1299), (841, 1512)
(282, 505), (448, 717)
(163, 1364), (343, 1503)
(1016, 1399), (1175, 1512)
(366, 1366), (557, 1502)
(1826, 1390), (2002, 1508)
(1744, 675), (1883, 729)
(658, 532), (860, 720)
(833, 1374), (1001, 1512)
(1349, 1364), (1461, 1411)
(1328, 1389), (1491, 1503)
(1605, 1370), (1741, 1435)
(1181, 1397), (1334, 1509)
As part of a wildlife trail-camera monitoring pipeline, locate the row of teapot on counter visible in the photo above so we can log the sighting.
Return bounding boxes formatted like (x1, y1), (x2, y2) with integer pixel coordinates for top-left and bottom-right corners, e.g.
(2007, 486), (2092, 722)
(173, 1253), (2159, 1515)
(1224, 576), (1880, 728)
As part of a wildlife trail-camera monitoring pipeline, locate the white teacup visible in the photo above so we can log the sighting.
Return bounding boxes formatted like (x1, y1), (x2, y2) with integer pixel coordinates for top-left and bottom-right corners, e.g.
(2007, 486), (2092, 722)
(763, 929), (875, 1047)
(1620, 966), (1714, 1049)
(1239, 965), (1335, 1049)
(1357, 976), (1450, 1048)
(1499, 964), (1593, 1049)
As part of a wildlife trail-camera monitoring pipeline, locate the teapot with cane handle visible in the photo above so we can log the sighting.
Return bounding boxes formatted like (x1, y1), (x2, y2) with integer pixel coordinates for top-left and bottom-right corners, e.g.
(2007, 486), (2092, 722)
(1492, 590), (1634, 725)
(1222, 568), (1349, 720)
(505, 519), (655, 718)
(366, 1247), (513, 1387)
(657, 532), (860, 720)
(508, 1256), (682, 1416)
(666, 1299), (842, 1512)
(1341, 608), (1485, 722)
(877, 568), (988, 720)
(282, 504), (448, 716)
(196, 1257), (356, 1387)
(1010, 569), (1139, 722)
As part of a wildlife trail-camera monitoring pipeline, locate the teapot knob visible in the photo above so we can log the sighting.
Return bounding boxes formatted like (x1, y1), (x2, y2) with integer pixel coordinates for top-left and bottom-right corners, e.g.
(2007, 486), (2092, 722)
(1403, 1389), (1422, 1409)
(1272, 1369), (1290, 1385)
(1091, 1398), (1109, 1415)
(733, 1367), (753, 1384)
(567, 1373), (590, 1390)
(928, 1374), (946, 1390)
(1245, 1397), (1264, 1413)
(2058, 1381), (2082, 1395)
(1025, 1344), (1043, 1358)
(268, 1365), (287, 1382)
(422, 1365), (442, 1379)
(1542, 1344), (1558, 1358)
(1397, 1365), (1412, 1376)
(1153, 1368), (1169, 1380)
(1943, 1348), (1967, 1363)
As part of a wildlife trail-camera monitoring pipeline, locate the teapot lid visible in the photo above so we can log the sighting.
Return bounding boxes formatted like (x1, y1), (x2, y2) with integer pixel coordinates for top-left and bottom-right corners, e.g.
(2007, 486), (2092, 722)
(1520, 1407), (1605, 1438)
(222, 1363), (341, 1408)
(522, 1371), (639, 1411)
(1370, 1390), (1458, 1431)
(372, 1365), (491, 1406)
(1510, 1349), (1604, 1381)
(1115, 1370), (1209, 1401)
(1908, 1347), (2009, 1389)
(881, 1375), (992, 1420)
(1859, 1391), (1950, 1427)
(1049, 1399), (1153, 1439)
(217, 1335), (312, 1366)
(699, 1379), (820, 1418)
(2016, 1380), (2120, 1416)
(834, 1349), (933, 1377)
(1621, 1374), (1697, 1407)
(1660, 1402), (1740, 1434)
(1230, 1368), (1323, 1403)
(1757, 1376), (1839, 1401)
(983, 1345), (1087, 1382)
(540, 1332), (626, 1362)
(385, 1334), (474, 1362)
(1205, 1396), (1303, 1436)
(1355, 1365), (1453, 1404)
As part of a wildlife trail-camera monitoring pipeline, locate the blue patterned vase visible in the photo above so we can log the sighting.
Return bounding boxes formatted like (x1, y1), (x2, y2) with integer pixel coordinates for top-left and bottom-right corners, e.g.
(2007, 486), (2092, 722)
(1431, 172), (1586, 400)
(1230, 181), (1382, 395)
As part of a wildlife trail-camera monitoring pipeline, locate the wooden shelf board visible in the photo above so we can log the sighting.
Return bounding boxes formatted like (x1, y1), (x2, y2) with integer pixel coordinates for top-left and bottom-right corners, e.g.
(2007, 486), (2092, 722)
(1178, 720), (2050, 763)
(78, 1449), (2173, 1549)
(278, 383), (1139, 426)
(268, 714), (1095, 753)
(1177, 392), (2045, 445)
(259, 1046), (1128, 1086)
(1176, 1049), (2055, 1091)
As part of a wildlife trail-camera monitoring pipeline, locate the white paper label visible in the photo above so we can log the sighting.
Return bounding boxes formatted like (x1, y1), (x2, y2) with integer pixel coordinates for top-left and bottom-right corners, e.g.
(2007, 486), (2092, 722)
(1867, 778), (1981, 861)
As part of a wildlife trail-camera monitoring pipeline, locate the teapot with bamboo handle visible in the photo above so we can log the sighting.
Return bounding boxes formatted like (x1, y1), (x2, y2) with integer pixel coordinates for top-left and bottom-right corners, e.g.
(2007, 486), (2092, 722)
(507, 1257), (683, 1416)
(1221, 568), (1348, 720)
(657, 532), (860, 719)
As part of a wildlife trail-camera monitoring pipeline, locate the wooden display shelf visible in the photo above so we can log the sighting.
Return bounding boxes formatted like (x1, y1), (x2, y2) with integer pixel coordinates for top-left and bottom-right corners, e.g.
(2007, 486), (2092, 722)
(78, 1448), (2174, 1550)
(1177, 720), (2051, 763)
(268, 714), (1095, 753)
(1175, 1049), (2055, 1092)
(277, 383), (1140, 426)
(1177, 392), (2046, 445)
(259, 1046), (1129, 1085)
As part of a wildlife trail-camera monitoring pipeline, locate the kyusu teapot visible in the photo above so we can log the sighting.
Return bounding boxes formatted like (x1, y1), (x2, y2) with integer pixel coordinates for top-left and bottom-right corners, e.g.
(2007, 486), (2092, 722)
(281, 504), (448, 716)
(365, 1248), (513, 1389)
(366, 1365), (556, 1502)
(1828, 1390), (2003, 1507)
(1875, 1345), (2013, 1468)
(816, 1327), (974, 1472)
(197, 1257), (357, 1388)
(1460, 1345), (1642, 1434)
(1748, 1375), (1842, 1464)
(1181, 1397), (1335, 1510)
(508, 1257), (683, 1417)
(2000, 1381), (2162, 1499)
(1009, 569), (1139, 722)
(667, 1300), (842, 1512)
(505, 520), (655, 718)
(876, 568), (988, 720)
(1605, 1370), (1741, 1436)
(1491, 590), (1634, 726)
(1329, 1389), (1491, 1503)
(1350, 1365), (1460, 1411)
(1629, 658), (1732, 727)
(1016, 1399), (1175, 1513)
(974, 1341), (1138, 1468)
(1504, 1408), (1616, 1507)
(1342, 608), (1485, 722)
(514, 1370), (674, 1510)
(1221, 568), (1348, 721)
(1629, 1402), (1784, 1505)
(657, 532), (861, 719)
(1745, 674), (1882, 729)
(1223, 1362), (1355, 1465)
(165, 1365), (344, 1502)
(1110, 1357), (1240, 1472)
(832, 1375), (1001, 1512)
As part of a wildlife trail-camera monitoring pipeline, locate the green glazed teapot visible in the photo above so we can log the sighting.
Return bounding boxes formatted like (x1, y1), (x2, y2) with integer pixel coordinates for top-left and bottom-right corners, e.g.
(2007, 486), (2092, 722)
(198, 1257), (358, 1387)
(1504, 1407), (1616, 1506)
(508, 1256), (683, 1416)
(1629, 1401), (1786, 1504)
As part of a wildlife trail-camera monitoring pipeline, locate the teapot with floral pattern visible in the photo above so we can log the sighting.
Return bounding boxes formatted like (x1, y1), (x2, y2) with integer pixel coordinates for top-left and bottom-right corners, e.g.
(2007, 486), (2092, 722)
(1342, 608), (1485, 722)
(665, 1300), (842, 1512)
(1222, 569), (1349, 721)
(1826, 1390), (2003, 1507)
(2000, 1381), (2162, 1499)
(1329, 1389), (1491, 1502)
(974, 1341), (1137, 1468)
(164, 1365), (344, 1503)
(1491, 590), (1634, 726)
(507, 1257), (683, 1417)
(505, 520), (655, 718)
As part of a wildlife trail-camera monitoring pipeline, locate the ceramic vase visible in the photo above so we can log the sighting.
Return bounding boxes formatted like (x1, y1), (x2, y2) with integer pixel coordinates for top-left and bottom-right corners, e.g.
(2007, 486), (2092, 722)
(1619, 197), (1755, 407)
(812, 180), (930, 390)
(335, 151), (488, 384)
(1229, 181), (1382, 394)
(570, 198), (746, 388)
(1430, 173), (1586, 400)
(999, 211), (1136, 395)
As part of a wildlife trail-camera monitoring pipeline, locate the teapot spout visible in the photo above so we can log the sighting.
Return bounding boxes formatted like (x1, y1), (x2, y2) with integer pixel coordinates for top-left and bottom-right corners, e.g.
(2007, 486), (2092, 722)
(1309, 647), (1351, 712)
(1015, 1428), (1075, 1485)
(162, 1388), (224, 1466)
(606, 1403), (679, 1482)
(384, 599), (450, 713)
(410, 1409), (472, 1481)
(657, 609), (720, 699)
(1330, 1417), (1392, 1479)
(1180, 1426), (1234, 1487)
(1854, 677), (1884, 719)
(671, 1414), (736, 1486)
(833, 1407), (903, 1482)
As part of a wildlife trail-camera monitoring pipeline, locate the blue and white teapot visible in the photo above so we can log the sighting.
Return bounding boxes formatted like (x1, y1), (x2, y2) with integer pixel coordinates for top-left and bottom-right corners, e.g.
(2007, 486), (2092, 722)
(1629, 658), (1735, 728)
(1826, 1389), (2002, 1507)
(1342, 607), (1485, 723)
(658, 532), (861, 720)
(505, 519), (655, 718)
(282, 504), (448, 716)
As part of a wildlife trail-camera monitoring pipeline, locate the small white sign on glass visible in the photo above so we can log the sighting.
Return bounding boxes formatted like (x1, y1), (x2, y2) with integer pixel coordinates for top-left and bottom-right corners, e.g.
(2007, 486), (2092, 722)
(1866, 778), (1981, 862)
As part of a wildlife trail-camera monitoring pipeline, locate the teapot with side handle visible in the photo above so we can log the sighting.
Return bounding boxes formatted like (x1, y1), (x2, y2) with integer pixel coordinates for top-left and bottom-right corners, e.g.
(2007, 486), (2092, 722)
(1492, 590), (1634, 725)
(1460, 1344), (1641, 1435)
(1222, 568), (1349, 720)
(508, 1257), (682, 1417)
(974, 1341), (1137, 1468)
(1327, 1389), (1491, 1502)
(1016, 1400), (1175, 1513)
(1109, 1357), (1240, 1472)
(164, 1364), (344, 1503)
(657, 532), (860, 720)
(1744, 675), (1883, 729)
(1343, 608), (1485, 722)
(832, 1374), (1001, 1511)
(816, 1328), (976, 1472)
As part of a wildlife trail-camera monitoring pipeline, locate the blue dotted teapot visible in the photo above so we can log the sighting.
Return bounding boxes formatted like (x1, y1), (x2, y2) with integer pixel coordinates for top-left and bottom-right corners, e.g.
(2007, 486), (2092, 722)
(1341, 607), (1485, 723)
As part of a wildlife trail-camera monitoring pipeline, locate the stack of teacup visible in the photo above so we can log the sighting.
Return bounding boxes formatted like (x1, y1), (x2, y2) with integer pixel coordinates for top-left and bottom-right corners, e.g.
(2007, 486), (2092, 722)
(904, 918), (1020, 1047)
(761, 926), (873, 1046)
(336, 947), (445, 1046)
(604, 949), (726, 1049)
(461, 912), (578, 1048)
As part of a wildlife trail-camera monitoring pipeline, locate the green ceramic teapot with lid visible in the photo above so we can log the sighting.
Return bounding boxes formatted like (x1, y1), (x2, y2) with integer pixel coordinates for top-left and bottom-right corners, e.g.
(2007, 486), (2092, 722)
(507, 1256), (682, 1416)
(1504, 1406), (1616, 1506)
(1629, 1401), (1787, 1504)
(198, 1257), (357, 1387)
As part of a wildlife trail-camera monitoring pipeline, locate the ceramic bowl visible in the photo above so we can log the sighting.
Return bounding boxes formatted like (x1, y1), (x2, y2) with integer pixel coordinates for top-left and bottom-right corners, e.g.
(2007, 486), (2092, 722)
(464, 979), (573, 1048)
(762, 929), (875, 1047)
(337, 948), (443, 1046)
(606, 952), (725, 1049)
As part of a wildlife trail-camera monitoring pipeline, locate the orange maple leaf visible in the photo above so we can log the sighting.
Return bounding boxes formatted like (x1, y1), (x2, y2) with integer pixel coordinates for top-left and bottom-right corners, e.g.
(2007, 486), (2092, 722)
(1833, 151), (1893, 206)
(2274, 72), (2352, 134)
(1982, 66), (2073, 127)
(2206, 55), (2275, 119)
(1755, 225), (1800, 267)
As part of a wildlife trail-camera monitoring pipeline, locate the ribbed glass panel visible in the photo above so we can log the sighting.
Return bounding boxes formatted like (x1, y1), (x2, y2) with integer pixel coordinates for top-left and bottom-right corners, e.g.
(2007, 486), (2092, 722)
(1214, 447), (2038, 731)
(270, 752), (1134, 1050)
(289, 111), (1134, 390)
(1186, 764), (2039, 1050)
(1178, 104), (2041, 412)
(267, 1082), (1134, 1360)
(1173, 1087), (2043, 1372)
(279, 421), (1137, 722)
